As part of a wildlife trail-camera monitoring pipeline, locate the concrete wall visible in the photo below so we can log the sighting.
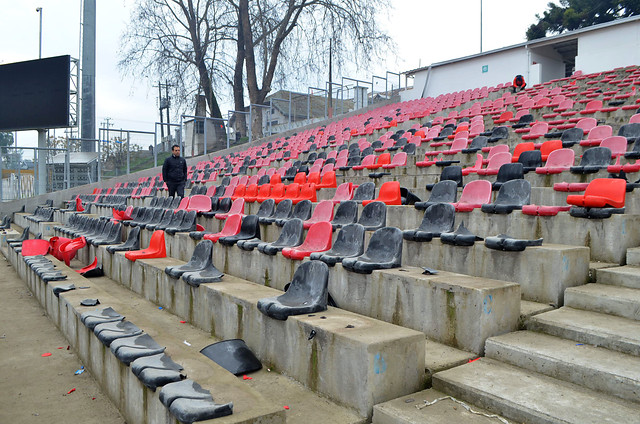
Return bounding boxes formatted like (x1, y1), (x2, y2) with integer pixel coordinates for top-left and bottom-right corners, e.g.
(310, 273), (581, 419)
(425, 49), (528, 99)
(575, 20), (640, 73)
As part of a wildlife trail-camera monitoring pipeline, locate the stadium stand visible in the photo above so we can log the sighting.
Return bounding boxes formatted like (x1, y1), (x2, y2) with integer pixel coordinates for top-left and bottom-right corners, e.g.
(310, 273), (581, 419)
(4, 65), (640, 423)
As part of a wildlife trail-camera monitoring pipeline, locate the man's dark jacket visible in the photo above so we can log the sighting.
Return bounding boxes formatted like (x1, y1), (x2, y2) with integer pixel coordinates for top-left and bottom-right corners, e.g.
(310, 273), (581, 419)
(162, 154), (187, 184)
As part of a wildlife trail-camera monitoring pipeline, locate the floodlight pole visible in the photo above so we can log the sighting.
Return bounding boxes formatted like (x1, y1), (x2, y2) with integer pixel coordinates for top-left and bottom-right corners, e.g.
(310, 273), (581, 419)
(36, 7), (42, 58)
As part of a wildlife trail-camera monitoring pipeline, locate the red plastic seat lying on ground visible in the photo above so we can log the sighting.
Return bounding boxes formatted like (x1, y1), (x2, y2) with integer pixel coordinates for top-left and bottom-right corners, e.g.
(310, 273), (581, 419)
(22, 239), (51, 257)
(303, 200), (334, 229)
(566, 178), (626, 208)
(76, 256), (99, 273)
(49, 236), (71, 260)
(363, 181), (401, 206)
(281, 221), (332, 260)
(124, 230), (166, 262)
(451, 180), (492, 212)
(75, 197), (85, 212)
(60, 236), (87, 266)
(204, 214), (243, 242)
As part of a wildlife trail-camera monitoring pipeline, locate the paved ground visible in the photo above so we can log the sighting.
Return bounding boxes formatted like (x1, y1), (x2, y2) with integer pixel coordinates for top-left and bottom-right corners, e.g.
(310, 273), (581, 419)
(0, 254), (124, 424)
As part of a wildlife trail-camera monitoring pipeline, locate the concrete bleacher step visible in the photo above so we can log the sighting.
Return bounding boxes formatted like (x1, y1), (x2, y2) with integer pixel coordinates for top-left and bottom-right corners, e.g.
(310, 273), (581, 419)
(626, 247), (640, 266)
(485, 331), (640, 403)
(5, 247), (366, 424)
(519, 300), (555, 327)
(564, 283), (640, 321)
(424, 339), (477, 384)
(372, 388), (509, 424)
(432, 358), (640, 424)
(100, 249), (426, 418)
(596, 265), (640, 289)
(528, 307), (640, 356)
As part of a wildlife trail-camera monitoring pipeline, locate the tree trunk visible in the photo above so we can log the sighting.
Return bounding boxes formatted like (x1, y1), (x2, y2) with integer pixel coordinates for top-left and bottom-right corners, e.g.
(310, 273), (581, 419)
(233, 11), (247, 141)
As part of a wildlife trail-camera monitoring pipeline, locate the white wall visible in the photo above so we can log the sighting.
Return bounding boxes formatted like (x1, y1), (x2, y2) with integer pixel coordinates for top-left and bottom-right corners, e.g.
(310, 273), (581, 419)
(403, 48), (529, 100)
(575, 21), (640, 73)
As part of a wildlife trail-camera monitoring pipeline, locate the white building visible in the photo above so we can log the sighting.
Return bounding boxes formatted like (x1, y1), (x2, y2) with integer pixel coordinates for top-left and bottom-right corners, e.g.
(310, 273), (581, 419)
(402, 16), (640, 101)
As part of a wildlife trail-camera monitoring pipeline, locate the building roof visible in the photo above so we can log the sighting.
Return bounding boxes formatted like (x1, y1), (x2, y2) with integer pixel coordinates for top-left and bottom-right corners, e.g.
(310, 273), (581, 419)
(405, 15), (640, 76)
(51, 152), (99, 164)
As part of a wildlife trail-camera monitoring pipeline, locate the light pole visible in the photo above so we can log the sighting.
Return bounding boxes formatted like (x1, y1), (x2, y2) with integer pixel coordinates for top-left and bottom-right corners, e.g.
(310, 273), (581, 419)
(36, 7), (42, 58)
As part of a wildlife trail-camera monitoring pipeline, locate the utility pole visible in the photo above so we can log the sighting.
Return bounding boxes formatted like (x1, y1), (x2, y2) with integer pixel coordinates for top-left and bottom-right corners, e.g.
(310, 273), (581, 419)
(154, 81), (173, 139)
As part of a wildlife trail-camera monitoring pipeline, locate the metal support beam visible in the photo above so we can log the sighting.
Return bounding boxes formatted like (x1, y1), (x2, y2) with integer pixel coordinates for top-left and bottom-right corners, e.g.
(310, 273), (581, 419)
(80, 0), (96, 151)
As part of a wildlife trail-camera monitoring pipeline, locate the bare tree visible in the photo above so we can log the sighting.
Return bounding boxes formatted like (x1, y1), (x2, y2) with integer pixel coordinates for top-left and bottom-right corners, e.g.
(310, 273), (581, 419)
(235, 0), (391, 138)
(121, 0), (392, 141)
(120, 0), (235, 121)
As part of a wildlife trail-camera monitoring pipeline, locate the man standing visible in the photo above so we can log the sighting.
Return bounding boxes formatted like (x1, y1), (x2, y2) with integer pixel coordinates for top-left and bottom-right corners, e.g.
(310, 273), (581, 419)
(162, 144), (188, 198)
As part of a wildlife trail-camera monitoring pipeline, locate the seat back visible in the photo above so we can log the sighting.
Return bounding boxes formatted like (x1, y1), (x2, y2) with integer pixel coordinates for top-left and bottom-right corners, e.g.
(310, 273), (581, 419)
(518, 150), (542, 169)
(299, 221), (332, 251)
(329, 223), (366, 256)
(372, 181), (401, 205)
(439, 165), (463, 187)
(307, 200), (334, 223)
(273, 199), (293, 219)
(364, 227), (403, 263)
(486, 152), (512, 169)
(292, 200), (313, 221)
(494, 179), (531, 206)
(358, 201), (387, 230)
(352, 182), (375, 202)
(458, 180), (492, 205)
(274, 218), (304, 247)
(332, 201), (358, 226)
(618, 123), (640, 141)
(576, 118), (597, 132)
(227, 198), (245, 215)
(282, 260), (329, 306)
(188, 195), (212, 212)
(579, 147), (612, 166)
(495, 163), (524, 184)
(587, 125), (613, 141)
(583, 178), (626, 207)
(256, 198), (275, 218)
(600, 136), (627, 156)
(427, 180), (458, 203)
(418, 203), (456, 233)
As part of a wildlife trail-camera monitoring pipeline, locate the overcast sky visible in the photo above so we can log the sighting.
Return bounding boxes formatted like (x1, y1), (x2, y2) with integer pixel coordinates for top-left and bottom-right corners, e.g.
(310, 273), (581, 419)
(0, 0), (553, 148)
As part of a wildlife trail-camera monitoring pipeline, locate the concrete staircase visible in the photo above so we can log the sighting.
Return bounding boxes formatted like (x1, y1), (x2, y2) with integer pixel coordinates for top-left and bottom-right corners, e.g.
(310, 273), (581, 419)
(423, 254), (640, 423)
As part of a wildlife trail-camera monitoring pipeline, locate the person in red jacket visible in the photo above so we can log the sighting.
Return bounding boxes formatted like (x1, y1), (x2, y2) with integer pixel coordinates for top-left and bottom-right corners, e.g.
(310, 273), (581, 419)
(512, 74), (526, 93)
